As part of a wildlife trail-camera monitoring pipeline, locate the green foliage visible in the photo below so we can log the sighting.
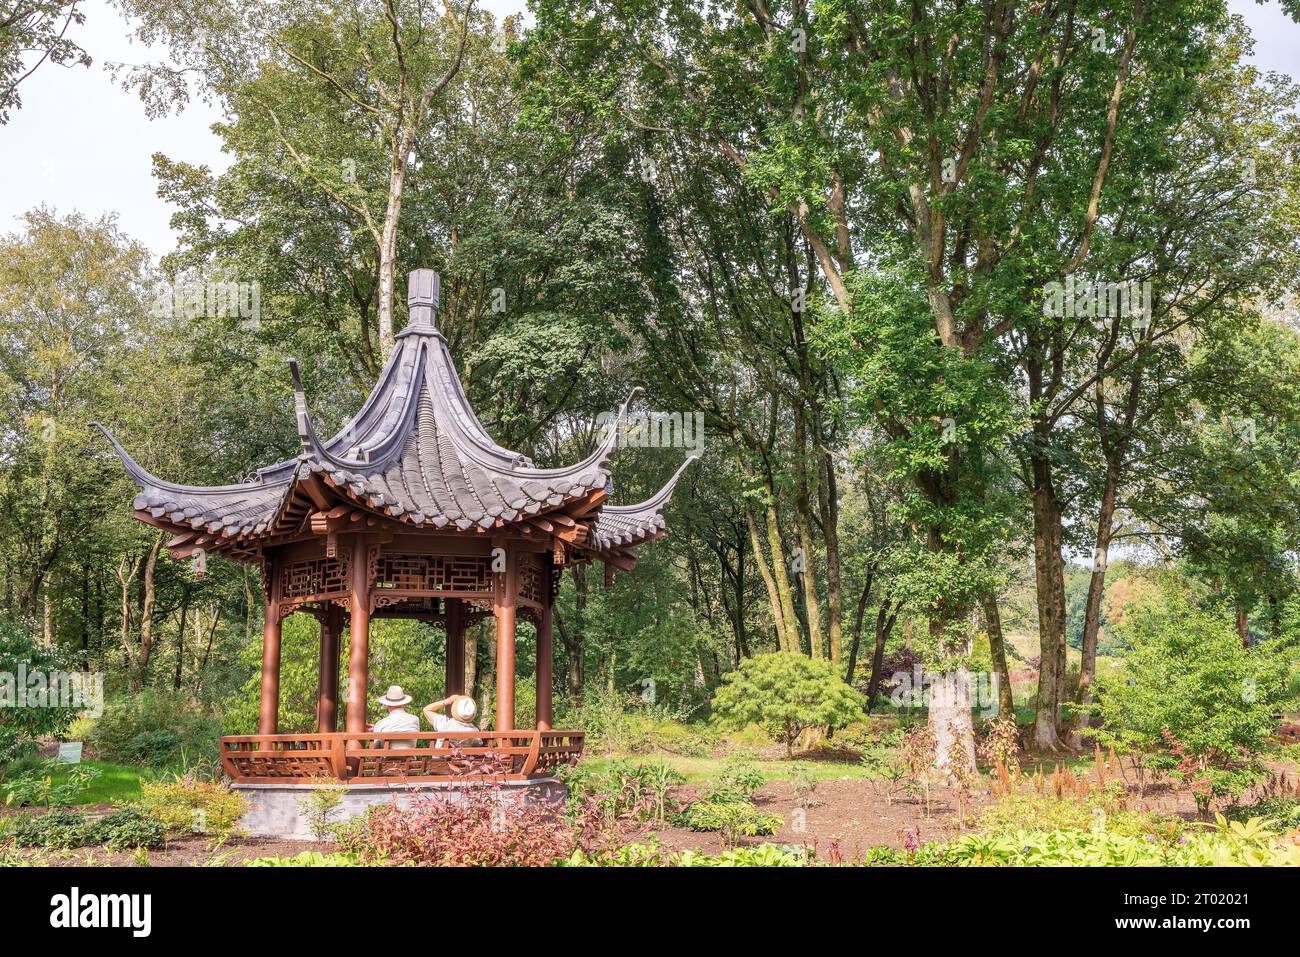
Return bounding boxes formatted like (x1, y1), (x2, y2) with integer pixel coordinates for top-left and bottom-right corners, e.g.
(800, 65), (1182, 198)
(674, 763), (780, 846)
(6, 809), (96, 849)
(138, 778), (246, 843)
(6, 806), (164, 851)
(676, 801), (782, 841)
(1223, 798), (1300, 830)
(711, 653), (865, 756)
(0, 616), (80, 745)
(2, 760), (98, 809)
(247, 851), (363, 867)
(935, 817), (1300, 867)
(294, 780), (346, 843)
(88, 691), (221, 769)
(699, 763), (765, 804)
(95, 806), (167, 851)
(563, 757), (684, 826)
(1090, 579), (1290, 808)
(978, 789), (1176, 842)
(564, 842), (808, 868)
(558, 686), (707, 756)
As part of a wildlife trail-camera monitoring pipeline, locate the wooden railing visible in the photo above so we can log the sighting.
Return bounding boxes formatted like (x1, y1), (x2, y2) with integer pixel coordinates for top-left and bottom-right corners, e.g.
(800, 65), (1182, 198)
(220, 730), (584, 784)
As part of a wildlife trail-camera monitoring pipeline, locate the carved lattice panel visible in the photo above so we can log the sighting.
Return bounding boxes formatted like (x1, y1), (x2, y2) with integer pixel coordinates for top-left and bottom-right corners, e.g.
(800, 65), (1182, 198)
(281, 556), (350, 600)
(232, 754), (333, 778)
(374, 554), (492, 593)
(519, 556), (545, 605)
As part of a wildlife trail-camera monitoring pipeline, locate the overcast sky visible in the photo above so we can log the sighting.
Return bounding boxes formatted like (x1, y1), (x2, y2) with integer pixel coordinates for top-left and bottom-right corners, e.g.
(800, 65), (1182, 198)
(2, 0), (1297, 258)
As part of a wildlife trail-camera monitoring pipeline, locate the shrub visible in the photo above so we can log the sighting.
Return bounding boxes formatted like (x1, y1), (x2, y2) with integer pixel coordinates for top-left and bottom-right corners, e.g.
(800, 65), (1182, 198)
(977, 788), (1174, 841)
(939, 816), (1300, 867)
(674, 764), (781, 846)
(1090, 584), (1289, 815)
(89, 691), (222, 769)
(138, 778), (245, 843)
(344, 790), (576, 866)
(62, 715), (97, 743)
(7, 809), (97, 849)
(0, 617), (79, 754)
(1224, 798), (1300, 829)
(2, 760), (99, 809)
(557, 686), (700, 755)
(6, 806), (164, 851)
(562, 758), (684, 826)
(96, 806), (166, 851)
(699, 763), (765, 804)
(711, 653), (866, 756)
(295, 777), (346, 842)
(564, 842), (808, 867)
(677, 800), (783, 845)
(247, 851), (363, 866)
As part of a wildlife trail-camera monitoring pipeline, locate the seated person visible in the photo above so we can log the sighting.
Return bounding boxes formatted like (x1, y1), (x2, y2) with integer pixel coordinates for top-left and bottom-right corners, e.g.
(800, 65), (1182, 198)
(422, 694), (482, 749)
(370, 685), (420, 749)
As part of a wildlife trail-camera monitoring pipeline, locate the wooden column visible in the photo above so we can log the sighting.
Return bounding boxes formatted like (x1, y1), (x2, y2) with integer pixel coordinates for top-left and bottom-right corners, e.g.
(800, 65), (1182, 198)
(258, 555), (282, 736)
(316, 604), (342, 733)
(495, 547), (517, 732)
(444, 598), (465, 696)
(345, 537), (371, 733)
(536, 598), (554, 731)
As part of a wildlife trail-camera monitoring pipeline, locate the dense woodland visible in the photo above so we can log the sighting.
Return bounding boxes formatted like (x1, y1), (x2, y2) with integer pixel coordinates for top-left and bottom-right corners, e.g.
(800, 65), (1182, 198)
(2, 0), (1300, 772)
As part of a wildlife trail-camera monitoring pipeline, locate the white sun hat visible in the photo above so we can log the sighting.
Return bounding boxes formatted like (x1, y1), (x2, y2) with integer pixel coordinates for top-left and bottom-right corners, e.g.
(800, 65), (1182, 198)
(450, 695), (477, 722)
(378, 685), (413, 707)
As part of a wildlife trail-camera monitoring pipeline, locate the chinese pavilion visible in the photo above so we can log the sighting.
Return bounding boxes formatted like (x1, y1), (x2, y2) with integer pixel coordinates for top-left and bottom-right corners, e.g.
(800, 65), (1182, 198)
(97, 270), (693, 785)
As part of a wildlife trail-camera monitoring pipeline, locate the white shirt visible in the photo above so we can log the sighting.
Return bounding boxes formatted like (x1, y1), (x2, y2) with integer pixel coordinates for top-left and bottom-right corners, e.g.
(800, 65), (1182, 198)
(372, 709), (419, 749)
(430, 713), (481, 749)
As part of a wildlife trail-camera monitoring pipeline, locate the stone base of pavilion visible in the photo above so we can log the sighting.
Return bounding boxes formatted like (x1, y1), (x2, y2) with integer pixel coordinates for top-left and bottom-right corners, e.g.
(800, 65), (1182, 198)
(220, 729), (583, 838)
(234, 777), (567, 840)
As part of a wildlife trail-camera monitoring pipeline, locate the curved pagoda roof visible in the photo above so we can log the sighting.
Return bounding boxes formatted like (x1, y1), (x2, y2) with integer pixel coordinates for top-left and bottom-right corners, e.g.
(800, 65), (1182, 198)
(96, 269), (694, 570)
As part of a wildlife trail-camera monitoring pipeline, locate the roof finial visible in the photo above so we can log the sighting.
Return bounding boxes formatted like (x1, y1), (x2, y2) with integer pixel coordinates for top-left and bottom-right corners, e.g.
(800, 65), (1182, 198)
(407, 269), (439, 330)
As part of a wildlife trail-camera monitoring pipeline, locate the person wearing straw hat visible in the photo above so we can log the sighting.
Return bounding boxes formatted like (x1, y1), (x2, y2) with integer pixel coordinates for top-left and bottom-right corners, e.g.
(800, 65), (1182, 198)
(422, 694), (482, 749)
(371, 685), (420, 750)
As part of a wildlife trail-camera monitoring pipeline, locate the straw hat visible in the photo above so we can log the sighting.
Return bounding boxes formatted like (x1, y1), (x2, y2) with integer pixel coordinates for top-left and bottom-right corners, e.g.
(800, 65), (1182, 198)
(450, 695), (477, 722)
(378, 685), (412, 707)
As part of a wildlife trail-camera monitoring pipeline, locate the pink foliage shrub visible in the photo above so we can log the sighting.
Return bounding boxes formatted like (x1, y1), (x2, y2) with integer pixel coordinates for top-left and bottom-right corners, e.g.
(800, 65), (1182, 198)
(349, 789), (576, 867)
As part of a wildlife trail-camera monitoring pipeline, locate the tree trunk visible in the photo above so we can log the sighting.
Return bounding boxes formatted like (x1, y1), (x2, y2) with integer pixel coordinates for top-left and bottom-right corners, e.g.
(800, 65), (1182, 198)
(1031, 463), (1068, 750)
(174, 583), (192, 692)
(982, 594), (1015, 719)
(930, 668), (977, 774)
(865, 601), (899, 711)
(764, 498), (802, 653)
(844, 573), (872, 684)
(135, 536), (162, 690)
(794, 499), (823, 658)
(1073, 462), (1118, 743)
(792, 403), (823, 658)
(116, 554), (142, 684)
(746, 505), (788, 651)
(818, 447), (843, 665)
(1235, 603), (1250, 647)
(734, 529), (748, 659)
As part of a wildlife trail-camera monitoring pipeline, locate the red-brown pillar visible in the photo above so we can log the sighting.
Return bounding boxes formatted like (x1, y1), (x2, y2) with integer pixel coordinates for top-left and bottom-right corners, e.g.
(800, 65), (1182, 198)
(536, 598), (553, 731)
(345, 537), (371, 733)
(444, 598), (465, 696)
(495, 548), (517, 732)
(258, 555), (282, 736)
(316, 604), (342, 733)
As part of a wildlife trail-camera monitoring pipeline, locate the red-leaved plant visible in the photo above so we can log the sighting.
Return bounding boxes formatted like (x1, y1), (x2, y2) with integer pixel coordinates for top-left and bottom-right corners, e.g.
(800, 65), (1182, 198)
(348, 788), (577, 867)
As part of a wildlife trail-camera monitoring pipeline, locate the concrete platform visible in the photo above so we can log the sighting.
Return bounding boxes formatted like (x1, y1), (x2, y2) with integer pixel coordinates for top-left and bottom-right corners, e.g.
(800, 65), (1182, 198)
(233, 777), (567, 839)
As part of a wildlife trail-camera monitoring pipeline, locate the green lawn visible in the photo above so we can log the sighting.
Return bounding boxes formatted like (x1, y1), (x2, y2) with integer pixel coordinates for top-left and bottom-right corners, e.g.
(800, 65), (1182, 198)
(54, 760), (142, 805)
